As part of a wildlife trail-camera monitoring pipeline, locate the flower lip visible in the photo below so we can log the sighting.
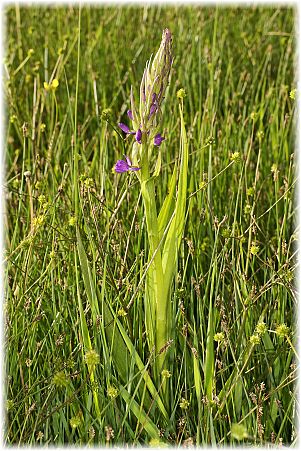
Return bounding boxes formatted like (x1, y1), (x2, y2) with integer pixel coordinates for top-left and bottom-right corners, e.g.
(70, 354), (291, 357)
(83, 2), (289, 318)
(154, 133), (165, 146)
(115, 159), (130, 173)
(114, 155), (141, 173)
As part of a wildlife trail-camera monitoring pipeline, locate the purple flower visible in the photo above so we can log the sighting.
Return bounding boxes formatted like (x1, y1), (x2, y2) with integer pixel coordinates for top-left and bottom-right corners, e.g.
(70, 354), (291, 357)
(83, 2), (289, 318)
(149, 103), (157, 117)
(118, 121), (142, 144)
(118, 122), (135, 135)
(135, 129), (142, 144)
(154, 133), (165, 146)
(149, 93), (158, 118)
(114, 155), (141, 173)
(118, 116), (164, 147)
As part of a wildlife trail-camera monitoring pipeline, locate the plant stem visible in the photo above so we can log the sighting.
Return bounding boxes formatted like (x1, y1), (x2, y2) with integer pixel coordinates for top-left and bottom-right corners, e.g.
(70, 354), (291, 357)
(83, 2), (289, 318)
(139, 143), (166, 378)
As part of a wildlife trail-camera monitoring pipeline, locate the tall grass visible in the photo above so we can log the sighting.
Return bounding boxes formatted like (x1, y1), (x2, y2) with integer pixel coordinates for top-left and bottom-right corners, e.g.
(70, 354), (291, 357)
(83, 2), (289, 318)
(4, 5), (296, 446)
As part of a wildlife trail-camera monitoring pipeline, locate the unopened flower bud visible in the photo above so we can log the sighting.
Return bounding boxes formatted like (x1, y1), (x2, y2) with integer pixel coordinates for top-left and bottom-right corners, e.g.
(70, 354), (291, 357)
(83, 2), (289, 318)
(138, 28), (173, 131)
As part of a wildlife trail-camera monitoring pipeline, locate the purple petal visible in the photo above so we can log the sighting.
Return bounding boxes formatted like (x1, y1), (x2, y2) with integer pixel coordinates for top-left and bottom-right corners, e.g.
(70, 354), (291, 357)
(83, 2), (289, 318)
(115, 159), (130, 173)
(152, 93), (157, 103)
(127, 110), (133, 120)
(135, 129), (142, 144)
(129, 166), (141, 172)
(154, 133), (165, 147)
(125, 155), (132, 166)
(118, 123), (130, 134)
(149, 103), (157, 117)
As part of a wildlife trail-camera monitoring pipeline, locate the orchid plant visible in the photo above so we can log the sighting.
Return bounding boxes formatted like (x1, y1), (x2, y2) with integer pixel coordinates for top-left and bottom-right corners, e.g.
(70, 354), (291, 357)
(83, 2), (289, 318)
(113, 29), (188, 381)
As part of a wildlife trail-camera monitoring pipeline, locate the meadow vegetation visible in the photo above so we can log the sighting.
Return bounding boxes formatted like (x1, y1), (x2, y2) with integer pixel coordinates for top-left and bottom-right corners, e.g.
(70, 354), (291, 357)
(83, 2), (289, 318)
(4, 5), (297, 446)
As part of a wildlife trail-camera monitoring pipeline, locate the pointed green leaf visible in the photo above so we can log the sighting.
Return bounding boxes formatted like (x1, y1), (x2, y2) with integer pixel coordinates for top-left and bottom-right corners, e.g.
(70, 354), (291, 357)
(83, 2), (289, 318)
(119, 385), (159, 439)
(77, 229), (168, 421)
(157, 162), (177, 241)
(161, 102), (188, 288)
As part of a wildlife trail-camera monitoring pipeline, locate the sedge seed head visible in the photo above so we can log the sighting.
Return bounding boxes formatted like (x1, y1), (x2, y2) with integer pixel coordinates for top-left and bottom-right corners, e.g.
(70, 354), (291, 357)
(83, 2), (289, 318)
(255, 322), (267, 336)
(52, 371), (69, 388)
(177, 88), (186, 99)
(161, 369), (172, 378)
(32, 215), (45, 229)
(70, 415), (81, 429)
(221, 228), (231, 238)
(68, 216), (77, 227)
(250, 334), (261, 345)
(230, 151), (240, 163)
(101, 108), (112, 120)
(244, 203), (251, 215)
(38, 194), (46, 204)
(117, 308), (127, 317)
(214, 332), (225, 342)
(84, 349), (100, 367)
(289, 88), (296, 100)
(107, 386), (118, 398)
(275, 323), (290, 338)
(36, 431), (44, 441)
(257, 130), (264, 141)
(179, 398), (190, 409)
(250, 244), (259, 255)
